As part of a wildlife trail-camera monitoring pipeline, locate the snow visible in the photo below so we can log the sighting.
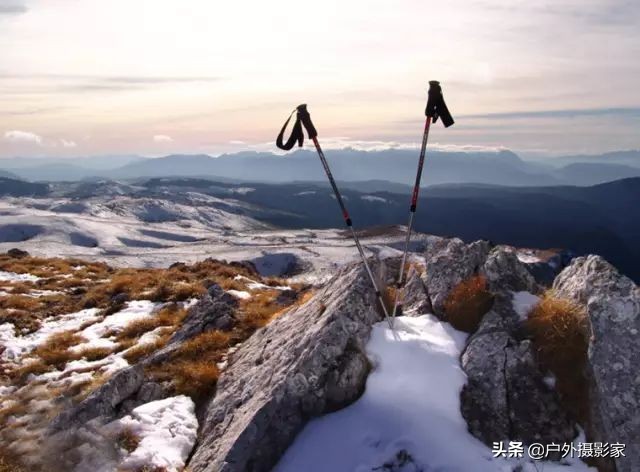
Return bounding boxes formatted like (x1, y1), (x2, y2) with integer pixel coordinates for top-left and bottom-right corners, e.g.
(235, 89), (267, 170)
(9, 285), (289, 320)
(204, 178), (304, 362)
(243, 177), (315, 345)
(233, 274), (290, 291)
(276, 315), (593, 472)
(227, 289), (251, 300)
(0, 308), (101, 361)
(0, 270), (40, 282)
(114, 396), (198, 472)
(512, 291), (541, 321)
(76, 300), (158, 347)
(361, 195), (387, 203)
(516, 252), (542, 264)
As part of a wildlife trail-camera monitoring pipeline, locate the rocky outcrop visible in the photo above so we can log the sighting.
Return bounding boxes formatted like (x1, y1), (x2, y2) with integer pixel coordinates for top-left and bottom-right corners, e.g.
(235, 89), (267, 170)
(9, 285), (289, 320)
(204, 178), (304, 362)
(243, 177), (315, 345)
(188, 263), (382, 472)
(423, 238), (491, 317)
(454, 241), (574, 447)
(460, 298), (575, 446)
(401, 266), (432, 315)
(553, 255), (640, 472)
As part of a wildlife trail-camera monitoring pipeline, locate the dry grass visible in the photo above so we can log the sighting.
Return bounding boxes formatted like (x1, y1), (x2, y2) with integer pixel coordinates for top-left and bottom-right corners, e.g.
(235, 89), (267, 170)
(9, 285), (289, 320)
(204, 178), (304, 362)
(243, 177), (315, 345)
(0, 295), (41, 311)
(238, 289), (283, 330)
(116, 427), (140, 453)
(443, 275), (494, 333)
(526, 290), (590, 424)
(0, 450), (27, 472)
(33, 331), (84, 368)
(148, 330), (230, 397)
(73, 346), (113, 362)
(122, 335), (171, 364)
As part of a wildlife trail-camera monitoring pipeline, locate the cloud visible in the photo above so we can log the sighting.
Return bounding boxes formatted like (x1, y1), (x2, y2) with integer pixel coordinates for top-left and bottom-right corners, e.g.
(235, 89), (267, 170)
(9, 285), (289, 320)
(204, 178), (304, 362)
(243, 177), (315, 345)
(60, 139), (77, 148)
(459, 107), (640, 120)
(153, 134), (173, 143)
(3, 130), (42, 144)
(0, 2), (27, 15)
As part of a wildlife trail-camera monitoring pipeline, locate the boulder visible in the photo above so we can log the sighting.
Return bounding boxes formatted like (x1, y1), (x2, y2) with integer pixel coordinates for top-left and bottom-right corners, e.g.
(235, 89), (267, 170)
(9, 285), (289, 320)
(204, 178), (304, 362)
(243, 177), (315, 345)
(50, 366), (144, 432)
(460, 298), (575, 446)
(170, 282), (238, 343)
(553, 255), (640, 472)
(7, 248), (29, 258)
(423, 238), (491, 317)
(188, 262), (382, 472)
(482, 248), (539, 295)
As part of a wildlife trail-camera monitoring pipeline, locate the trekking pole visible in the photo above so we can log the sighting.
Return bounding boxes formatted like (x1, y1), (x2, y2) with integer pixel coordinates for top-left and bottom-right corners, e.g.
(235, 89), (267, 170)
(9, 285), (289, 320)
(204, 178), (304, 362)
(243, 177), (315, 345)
(276, 104), (393, 328)
(391, 81), (454, 325)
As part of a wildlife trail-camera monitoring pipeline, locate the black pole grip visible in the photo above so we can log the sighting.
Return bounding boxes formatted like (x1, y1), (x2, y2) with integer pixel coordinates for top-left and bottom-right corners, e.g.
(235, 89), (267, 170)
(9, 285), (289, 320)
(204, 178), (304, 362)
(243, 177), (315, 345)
(425, 80), (454, 128)
(296, 104), (318, 139)
(276, 104), (318, 150)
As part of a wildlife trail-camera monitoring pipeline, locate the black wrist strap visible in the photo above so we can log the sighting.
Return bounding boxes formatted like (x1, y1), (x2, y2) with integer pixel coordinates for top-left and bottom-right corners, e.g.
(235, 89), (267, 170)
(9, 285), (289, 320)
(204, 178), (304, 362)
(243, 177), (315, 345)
(276, 104), (318, 150)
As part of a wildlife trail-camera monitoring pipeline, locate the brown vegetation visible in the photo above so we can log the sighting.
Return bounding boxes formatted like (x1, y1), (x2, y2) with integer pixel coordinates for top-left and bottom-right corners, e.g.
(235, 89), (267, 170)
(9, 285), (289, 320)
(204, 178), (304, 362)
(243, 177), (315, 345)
(116, 428), (141, 453)
(443, 275), (494, 333)
(526, 291), (590, 424)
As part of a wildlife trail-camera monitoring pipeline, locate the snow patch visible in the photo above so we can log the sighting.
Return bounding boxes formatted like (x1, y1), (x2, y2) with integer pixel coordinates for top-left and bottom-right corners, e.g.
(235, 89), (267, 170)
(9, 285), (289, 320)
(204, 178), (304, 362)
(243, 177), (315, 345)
(0, 270), (40, 282)
(276, 315), (592, 472)
(516, 252), (542, 264)
(512, 291), (540, 321)
(227, 289), (251, 300)
(0, 308), (101, 361)
(361, 195), (387, 203)
(114, 396), (198, 471)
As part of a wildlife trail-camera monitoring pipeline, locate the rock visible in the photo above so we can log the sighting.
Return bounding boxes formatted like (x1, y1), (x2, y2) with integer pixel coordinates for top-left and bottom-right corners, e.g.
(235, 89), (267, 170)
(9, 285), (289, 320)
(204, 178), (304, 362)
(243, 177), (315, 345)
(110, 292), (129, 305)
(188, 262), (382, 472)
(553, 255), (640, 472)
(275, 289), (298, 306)
(401, 266), (432, 315)
(482, 248), (539, 295)
(50, 366), (144, 432)
(423, 238), (491, 317)
(7, 248), (29, 258)
(460, 300), (575, 446)
(170, 283), (238, 342)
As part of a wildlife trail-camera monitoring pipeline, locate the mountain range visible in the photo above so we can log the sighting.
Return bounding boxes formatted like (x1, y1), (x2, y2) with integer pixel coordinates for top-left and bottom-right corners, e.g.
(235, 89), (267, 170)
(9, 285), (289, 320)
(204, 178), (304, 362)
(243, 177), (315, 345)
(1, 149), (639, 186)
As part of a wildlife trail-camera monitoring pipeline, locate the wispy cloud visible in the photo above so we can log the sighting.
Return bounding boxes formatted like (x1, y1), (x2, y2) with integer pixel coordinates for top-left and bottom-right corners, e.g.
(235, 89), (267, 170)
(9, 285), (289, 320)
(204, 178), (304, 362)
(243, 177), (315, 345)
(153, 134), (173, 143)
(3, 130), (42, 144)
(0, 74), (223, 94)
(459, 107), (640, 120)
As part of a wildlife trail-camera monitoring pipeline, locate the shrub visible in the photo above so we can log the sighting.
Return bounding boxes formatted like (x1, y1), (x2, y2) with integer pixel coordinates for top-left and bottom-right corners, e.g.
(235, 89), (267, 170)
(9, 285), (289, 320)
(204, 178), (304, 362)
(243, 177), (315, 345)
(33, 331), (84, 368)
(116, 428), (141, 453)
(443, 275), (494, 333)
(526, 290), (589, 423)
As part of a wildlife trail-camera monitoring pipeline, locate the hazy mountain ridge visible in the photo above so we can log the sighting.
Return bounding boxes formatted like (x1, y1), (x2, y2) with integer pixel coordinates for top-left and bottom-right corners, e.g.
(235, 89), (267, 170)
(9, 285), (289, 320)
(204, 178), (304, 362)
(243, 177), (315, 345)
(2, 149), (639, 186)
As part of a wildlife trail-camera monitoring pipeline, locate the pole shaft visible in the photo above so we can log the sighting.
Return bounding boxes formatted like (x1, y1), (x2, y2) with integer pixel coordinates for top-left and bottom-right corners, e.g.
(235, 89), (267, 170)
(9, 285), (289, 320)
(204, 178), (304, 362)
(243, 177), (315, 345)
(391, 116), (432, 322)
(311, 137), (392, 327)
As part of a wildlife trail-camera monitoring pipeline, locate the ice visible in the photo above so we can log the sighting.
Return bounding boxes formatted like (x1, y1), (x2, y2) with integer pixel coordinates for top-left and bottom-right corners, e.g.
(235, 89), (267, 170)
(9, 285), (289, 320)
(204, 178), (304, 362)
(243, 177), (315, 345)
(512, 291), (540, 321)
(276, 315), (593, 472)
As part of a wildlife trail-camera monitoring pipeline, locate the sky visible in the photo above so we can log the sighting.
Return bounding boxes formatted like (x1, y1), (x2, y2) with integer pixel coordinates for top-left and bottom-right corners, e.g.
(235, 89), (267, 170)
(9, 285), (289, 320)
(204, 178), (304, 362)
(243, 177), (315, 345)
(1, 0), (639, 159)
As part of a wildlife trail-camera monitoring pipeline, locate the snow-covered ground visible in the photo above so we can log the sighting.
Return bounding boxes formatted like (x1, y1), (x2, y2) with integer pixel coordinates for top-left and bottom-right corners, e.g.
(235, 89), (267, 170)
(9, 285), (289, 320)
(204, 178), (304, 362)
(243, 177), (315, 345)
(276, 315), (593, 472)
(0, 197), (431, 282)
